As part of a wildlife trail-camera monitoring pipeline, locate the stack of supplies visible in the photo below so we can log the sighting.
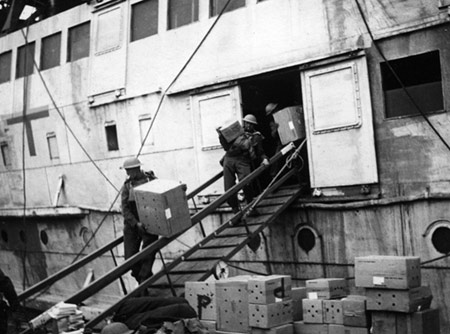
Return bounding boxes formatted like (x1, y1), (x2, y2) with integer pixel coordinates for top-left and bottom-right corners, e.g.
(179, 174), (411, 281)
(354, 255), (439, 334)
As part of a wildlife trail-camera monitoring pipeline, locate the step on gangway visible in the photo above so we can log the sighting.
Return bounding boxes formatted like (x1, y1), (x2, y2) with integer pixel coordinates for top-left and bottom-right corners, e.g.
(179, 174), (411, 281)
(21, 140), (305, 334)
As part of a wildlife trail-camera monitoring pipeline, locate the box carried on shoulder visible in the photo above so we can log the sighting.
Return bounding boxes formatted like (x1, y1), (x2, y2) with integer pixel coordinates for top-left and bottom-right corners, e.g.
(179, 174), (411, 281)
(219, 120), (244, 143)
(134, 179), (190, 237)
(273, 106), (305, 145)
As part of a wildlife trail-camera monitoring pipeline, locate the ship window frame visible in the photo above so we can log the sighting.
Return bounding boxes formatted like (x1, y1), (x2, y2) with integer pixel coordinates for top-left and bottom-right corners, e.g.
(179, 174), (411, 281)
(67, 21), (91, 62)
(209, 0), (246, 17)
(46, 132), (60, 160)
(168, 0), (199, 30)
(139, 115), (155, 146)
(95, 5), (123, 55)
(0, 50), (12, 84)
(41, 31), (62, 71)
(16, 42), (35, 79)
(105, 122), (119, 151)
(130, 0), (158, 42)
(381, 50), (444, 119)
(1, 142), (11, 166)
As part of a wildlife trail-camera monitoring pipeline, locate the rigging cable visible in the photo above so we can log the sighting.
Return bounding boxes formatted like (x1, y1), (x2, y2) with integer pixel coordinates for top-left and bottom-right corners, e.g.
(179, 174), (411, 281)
(19, 0), (236, 285)
(19, 28), (119, 192)
(137, 0), (234, 155)
(354, 0), (450, 153)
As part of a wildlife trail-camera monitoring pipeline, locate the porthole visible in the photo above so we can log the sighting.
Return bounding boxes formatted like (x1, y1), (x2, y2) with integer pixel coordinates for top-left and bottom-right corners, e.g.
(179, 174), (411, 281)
(431, 226), (450, 254)
(294, 224), (319, 254)
(40, 230), (49, 245)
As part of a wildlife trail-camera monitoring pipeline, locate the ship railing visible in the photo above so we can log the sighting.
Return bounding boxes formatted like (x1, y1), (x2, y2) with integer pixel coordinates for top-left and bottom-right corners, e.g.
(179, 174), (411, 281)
(21, 142), (296, 333)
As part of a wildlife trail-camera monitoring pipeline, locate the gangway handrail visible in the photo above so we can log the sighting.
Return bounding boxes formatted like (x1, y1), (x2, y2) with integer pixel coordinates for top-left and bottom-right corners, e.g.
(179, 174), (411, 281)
(83, 157), (301, 330)
(22, 143), (295, 334)
(18, 171), (222, 302)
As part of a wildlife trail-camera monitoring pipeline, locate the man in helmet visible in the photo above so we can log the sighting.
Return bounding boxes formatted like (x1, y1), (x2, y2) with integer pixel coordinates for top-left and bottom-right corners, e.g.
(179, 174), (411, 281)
(217, 115), (268, 214)
(121, 157), (158, 284)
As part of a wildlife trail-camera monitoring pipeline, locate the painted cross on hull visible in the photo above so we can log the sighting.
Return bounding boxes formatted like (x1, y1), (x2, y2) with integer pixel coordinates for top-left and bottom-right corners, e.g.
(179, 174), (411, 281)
(7, 106), (49, 156)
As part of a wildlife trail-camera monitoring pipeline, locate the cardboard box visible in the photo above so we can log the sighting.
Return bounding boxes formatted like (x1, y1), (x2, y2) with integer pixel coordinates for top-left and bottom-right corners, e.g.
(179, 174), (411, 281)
(249, 300), (293, 328)
(134, 179), (191, 237)
(219, 120), (244, 143)
(249, 275), (292, 304)
(302, 299), (324, 323)
(185, 281), (216, 320)
(292, 287), (307, 321)
(371, 309), (439, 334)
(293, 322), (328, 334)
(342, 295), (370, 328)
(306, 278), (347, 300)
(251, 323), (293, 334)
(354, 256), (421, 289)
(273, 106), (305, 145)
(216, 276), (252, 332)
(323, 299), (343, 324)
(366, 286), (432, 313)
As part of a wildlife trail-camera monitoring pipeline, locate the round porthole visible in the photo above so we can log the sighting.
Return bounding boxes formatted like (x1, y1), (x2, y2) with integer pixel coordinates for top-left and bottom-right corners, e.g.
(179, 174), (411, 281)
(40, 230), (49, 245)
(295, 224), (319, 254)
(431, 226), (450, 254)
(1, 230), (8, 243)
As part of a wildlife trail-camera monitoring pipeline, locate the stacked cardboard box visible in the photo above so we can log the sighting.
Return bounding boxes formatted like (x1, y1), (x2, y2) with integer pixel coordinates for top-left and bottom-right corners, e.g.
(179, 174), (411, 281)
(293, 278), (373, 334)
(354, 255), (440, 334)
(185, 275), (297, 334)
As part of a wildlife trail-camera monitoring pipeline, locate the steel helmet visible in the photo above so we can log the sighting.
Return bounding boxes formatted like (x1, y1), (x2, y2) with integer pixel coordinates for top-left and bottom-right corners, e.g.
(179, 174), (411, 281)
(243, 114), (258, 125)
(265, 103), (278, 116)
(122, 157), (142, 169)
(101, 322), (132, 334)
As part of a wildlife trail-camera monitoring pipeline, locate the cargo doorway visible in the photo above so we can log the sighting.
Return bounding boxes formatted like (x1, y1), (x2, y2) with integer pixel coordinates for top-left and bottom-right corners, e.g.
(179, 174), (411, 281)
(239, 68), (309, 189)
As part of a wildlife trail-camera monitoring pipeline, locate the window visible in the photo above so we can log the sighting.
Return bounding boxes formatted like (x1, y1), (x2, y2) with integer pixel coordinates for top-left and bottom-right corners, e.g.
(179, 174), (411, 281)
(381, 50), (443, 118)
(16, 42), (35, 78)
(46, 133), (59, 159)
(41, 32), (61, 70)
(168, 0), (199, 30)
(105, 123), (119, 151)
(1, 142), (11, 166)
(139, 116), (155, 146)
(131, 0), (158, 42)
(210, 0), (245, 17)
(0, 51), (12, 84)
(96, 7), (122, 54)
(67, 22), (90, 62)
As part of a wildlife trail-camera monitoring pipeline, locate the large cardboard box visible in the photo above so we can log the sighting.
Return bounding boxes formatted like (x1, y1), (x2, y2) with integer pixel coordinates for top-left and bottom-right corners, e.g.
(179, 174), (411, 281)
(249, 300), (293, 328)
(249, 275), (292, 304)
(273, 106), (305, 145)
(323, 299), (343, 324)
(134, 179), (190, 237)
(216, 276), (252, 332)
(342, 295), (370, 328)
(366, 286), (432, 313)
(306, 278), (347, 300)
(251, 323), (293, 334)
(219, 120), (244, 143)
(354, 256), (421, 289)
(293, 322), (328, 334)
(371, 309), (440, 334)
(185, 281), (216, 320)
(292, 287), (307, 321)
(302, 299), (324, 323)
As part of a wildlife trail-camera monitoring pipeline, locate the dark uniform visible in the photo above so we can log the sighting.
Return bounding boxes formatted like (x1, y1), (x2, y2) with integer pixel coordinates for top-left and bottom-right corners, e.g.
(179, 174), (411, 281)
(219, 131), (259, 213)
(0, 269), (19, 334)
(121, 170), (158, 283)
